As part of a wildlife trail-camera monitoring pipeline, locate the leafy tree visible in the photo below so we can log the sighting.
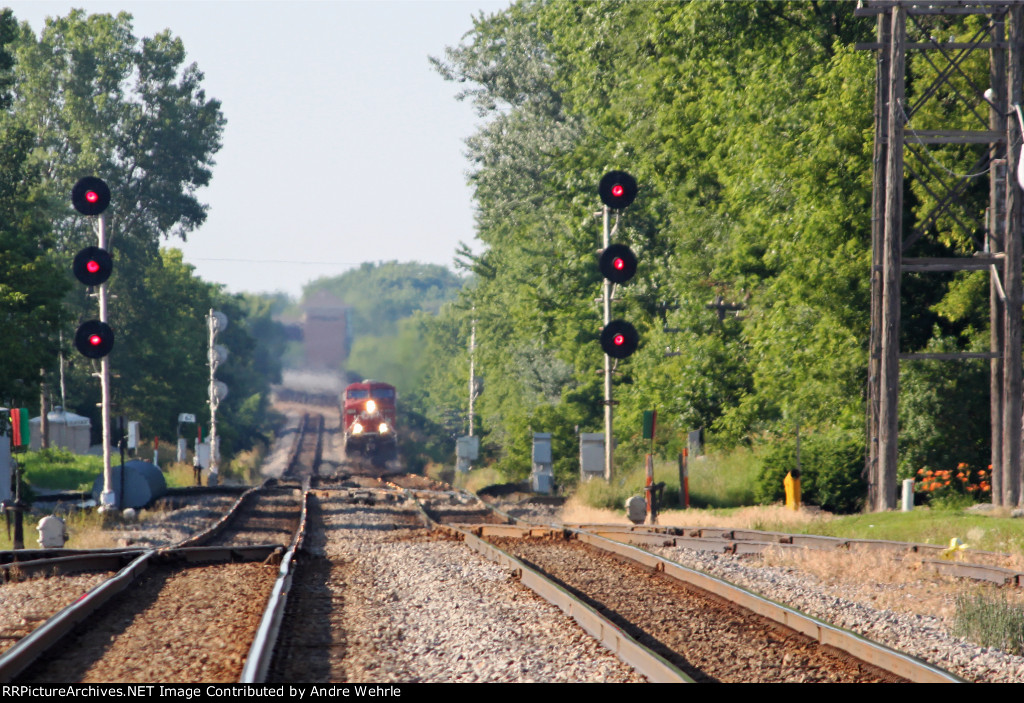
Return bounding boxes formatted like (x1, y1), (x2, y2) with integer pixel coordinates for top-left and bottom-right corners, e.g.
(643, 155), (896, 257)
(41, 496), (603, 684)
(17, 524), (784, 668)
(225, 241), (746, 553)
(10, 10), (224, 254)
(419, 1), (999, 495)
(0, 9), (67, 407)
(4, 9), (238, 449)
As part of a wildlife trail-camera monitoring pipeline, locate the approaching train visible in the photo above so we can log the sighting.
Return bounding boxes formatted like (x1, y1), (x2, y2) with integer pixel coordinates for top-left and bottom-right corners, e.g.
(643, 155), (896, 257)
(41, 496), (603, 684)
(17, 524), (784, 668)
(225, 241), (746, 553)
(341, 379), (398, 463)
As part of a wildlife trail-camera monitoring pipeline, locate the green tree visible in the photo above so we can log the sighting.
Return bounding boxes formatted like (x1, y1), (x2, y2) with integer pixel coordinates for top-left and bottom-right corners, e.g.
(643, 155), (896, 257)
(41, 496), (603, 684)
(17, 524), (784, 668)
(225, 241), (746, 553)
(0, 9), (67, 406)
(6, 9), (231, 445)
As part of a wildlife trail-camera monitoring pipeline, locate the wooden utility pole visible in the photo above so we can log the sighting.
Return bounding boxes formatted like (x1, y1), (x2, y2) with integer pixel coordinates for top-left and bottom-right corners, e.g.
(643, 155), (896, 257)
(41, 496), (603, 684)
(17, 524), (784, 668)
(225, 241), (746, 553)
(990, 12), (1007, 504)
(1003, 4), (1023, 506)
(867, 11), (891, 510)
(878, 4), (906, 511)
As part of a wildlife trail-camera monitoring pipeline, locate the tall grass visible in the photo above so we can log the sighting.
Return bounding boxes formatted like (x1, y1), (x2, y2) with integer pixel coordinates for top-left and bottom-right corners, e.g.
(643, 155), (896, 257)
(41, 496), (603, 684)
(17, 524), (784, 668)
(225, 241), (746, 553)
(954, 591), (1024, 655)
(573, 446), (762, 512)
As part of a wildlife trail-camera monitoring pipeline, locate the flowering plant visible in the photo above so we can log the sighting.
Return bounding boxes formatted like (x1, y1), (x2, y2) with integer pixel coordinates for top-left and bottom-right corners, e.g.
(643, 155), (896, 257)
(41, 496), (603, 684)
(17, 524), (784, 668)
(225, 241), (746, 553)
(915, 463), (990, 505)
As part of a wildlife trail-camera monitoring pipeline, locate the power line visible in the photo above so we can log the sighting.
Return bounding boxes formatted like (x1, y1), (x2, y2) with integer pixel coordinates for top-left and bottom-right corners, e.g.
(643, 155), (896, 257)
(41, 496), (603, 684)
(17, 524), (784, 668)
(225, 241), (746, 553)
(187, 257), (363, 266)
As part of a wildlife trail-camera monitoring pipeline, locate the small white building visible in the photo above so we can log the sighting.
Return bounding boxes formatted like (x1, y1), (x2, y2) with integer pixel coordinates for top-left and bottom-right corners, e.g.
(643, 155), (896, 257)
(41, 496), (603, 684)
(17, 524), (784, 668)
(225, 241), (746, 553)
(29, 408), (92, 454)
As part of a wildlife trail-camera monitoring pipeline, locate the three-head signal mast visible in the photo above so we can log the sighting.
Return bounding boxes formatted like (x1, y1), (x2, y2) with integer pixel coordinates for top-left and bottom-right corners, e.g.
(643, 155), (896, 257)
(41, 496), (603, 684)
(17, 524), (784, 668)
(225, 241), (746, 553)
(71, 176), (117, 510)
(598, 171), (639, 480)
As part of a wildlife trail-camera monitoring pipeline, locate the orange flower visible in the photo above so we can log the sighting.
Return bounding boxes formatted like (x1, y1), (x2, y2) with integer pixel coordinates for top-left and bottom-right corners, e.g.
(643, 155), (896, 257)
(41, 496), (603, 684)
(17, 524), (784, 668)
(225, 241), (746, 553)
(958, 462), (968, 469)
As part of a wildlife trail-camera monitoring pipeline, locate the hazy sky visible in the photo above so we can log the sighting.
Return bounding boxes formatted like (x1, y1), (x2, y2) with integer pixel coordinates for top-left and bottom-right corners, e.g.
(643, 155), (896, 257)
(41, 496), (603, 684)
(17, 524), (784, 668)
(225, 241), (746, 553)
(7, 1), (509, 298)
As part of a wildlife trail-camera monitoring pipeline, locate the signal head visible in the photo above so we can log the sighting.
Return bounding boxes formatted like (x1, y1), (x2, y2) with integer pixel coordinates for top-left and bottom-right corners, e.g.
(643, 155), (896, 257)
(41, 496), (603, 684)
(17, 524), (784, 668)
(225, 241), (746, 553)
(598, 171), (637, 209)
(74, 320), (115, 359)
(71, 176), (111, 216)
(73, 246), (113, 286)
(600, 320), (639, 359)
(599, 244), (637, 284)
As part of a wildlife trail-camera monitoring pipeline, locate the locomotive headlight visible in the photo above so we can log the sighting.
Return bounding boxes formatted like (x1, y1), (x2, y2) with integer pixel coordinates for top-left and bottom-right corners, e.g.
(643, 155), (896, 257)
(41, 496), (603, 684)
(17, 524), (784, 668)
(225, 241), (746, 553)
(366, 399), (377, 414)
(352, 422), (364, 435)
(379, 422), (389, 434)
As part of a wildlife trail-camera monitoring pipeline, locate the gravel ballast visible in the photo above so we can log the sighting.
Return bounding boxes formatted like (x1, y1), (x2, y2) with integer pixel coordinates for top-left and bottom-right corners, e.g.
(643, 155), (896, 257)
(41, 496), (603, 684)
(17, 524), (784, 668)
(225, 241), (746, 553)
(270, 493), (645, 683)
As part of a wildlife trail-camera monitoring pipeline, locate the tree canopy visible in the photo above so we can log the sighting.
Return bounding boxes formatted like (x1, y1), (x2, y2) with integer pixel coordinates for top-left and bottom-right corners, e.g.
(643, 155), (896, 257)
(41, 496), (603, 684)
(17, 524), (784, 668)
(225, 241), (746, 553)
(421, 0), (995, 495)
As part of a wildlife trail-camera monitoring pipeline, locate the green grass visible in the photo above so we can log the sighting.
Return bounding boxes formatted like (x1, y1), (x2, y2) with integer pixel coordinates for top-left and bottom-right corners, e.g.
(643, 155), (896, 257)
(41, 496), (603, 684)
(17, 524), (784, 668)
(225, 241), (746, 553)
(749, 507), (1024, 555)
(575, 446), (762, 511)
(686, 447), (762, 508)
(19, 448), (103, 492)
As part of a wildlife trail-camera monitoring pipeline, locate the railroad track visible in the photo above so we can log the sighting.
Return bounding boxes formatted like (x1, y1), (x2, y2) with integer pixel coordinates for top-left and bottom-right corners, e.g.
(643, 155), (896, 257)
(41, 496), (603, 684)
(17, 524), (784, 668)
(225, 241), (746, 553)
(0, 472), (967, 683)
(563, 523), (1024, 588)
(0, 408), (980, 683)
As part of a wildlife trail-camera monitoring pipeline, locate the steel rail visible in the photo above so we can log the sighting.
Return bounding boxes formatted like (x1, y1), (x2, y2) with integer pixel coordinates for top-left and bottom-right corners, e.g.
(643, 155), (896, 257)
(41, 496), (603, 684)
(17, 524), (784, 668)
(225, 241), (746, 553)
(461, 524), (961, 683)
(0, 544), (280, 683)
(568, 524), (1024, 587)
(410, 500), (691, 683)
(0, 549), (145, 580)
(175, 483), (263, 547)
(240, 488), (312, 683)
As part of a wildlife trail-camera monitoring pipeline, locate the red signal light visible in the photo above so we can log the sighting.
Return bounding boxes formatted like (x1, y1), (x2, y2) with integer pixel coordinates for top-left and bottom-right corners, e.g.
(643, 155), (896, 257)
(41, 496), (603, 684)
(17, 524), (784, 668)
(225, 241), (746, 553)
(71, 176), (110, 216)
(73, 246), (113, 286)
(598, 171), (637, 209)
(598, 244), (637, 284)
(74, 320), (114, 358)
(600, 320), (639, 359)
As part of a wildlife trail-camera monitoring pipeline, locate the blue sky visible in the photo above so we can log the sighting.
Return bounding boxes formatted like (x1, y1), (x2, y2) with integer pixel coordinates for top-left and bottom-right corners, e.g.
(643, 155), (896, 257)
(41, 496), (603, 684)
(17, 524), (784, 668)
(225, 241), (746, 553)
(7, 1), (509, 298)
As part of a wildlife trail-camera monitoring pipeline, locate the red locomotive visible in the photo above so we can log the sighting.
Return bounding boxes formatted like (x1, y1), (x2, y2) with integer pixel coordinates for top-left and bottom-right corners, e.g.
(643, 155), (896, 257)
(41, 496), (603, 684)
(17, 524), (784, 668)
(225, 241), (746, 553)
(341, 380), (398, 463)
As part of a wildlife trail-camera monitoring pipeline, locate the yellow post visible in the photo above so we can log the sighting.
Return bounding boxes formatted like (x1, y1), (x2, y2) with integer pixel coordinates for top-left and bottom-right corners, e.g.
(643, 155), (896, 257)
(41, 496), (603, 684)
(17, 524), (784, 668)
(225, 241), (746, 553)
(784, 470), (802, 511)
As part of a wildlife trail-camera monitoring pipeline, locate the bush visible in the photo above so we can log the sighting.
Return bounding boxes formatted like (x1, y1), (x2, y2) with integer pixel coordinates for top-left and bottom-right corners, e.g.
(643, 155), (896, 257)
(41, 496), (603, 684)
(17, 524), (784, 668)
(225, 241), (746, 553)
(755, 428), (865, 514)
